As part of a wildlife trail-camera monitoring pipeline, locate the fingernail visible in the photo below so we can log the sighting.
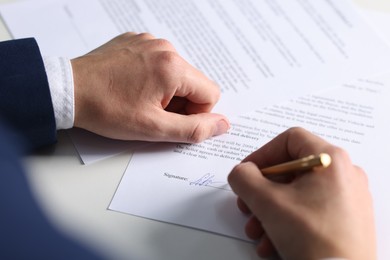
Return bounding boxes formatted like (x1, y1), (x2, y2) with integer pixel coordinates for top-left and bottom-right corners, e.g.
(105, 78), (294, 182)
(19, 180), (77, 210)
(214, 119), (230, 136)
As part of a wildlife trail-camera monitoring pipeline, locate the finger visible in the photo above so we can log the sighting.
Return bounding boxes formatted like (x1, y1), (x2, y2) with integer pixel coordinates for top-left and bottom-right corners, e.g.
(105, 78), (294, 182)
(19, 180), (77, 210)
(174, 62), (221, 113)
(165, 96), (216, 116)
(313, 146), (355, 183)
(237, 198), (251, 214)
(257, 234), (277, 259)
(245, 216), (264, 240)
(354, 165), (369, 185)
(228, 162), (280, 216)
(243, 127), (335, 168)
(150, 110), (230, 143)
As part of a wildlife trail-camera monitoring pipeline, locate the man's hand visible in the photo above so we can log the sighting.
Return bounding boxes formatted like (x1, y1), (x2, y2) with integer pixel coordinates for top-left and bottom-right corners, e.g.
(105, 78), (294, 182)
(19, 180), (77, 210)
(228, 127), (376, 260)
(71, 32), (229, 143)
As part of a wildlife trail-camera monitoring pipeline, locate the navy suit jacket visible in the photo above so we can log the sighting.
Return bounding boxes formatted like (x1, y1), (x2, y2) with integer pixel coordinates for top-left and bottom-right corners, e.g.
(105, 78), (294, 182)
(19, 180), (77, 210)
(0, 38), (99, 259)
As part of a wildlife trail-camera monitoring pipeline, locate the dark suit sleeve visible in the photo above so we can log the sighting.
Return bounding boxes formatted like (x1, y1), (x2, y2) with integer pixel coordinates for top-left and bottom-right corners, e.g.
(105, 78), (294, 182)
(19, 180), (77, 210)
(0, 122), (100, 259)
(0, 38), (56, 150)
(0, 39), (102, 259)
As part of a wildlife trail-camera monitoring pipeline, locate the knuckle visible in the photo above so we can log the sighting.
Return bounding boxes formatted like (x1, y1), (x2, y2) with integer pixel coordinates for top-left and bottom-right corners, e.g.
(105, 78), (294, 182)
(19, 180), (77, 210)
(137, 32), (155, 40)
(287, 126), (308, 137)
(152, 39), (175, 50)
(187, 122), (207, 143)
(228, 162), (256, 187)
(208, 81), (221, 103)
(153, 51), (183, 82)
(122, 32), (137, 38)
(214, 83), (221, 98)
(328, 146), (350, 162)
(231, 163), (247, 175)
(355, 165), (366, 176)
(228, 166), (241, 184)
(156, 51), (182, 67)
(352, 164), (369, 186)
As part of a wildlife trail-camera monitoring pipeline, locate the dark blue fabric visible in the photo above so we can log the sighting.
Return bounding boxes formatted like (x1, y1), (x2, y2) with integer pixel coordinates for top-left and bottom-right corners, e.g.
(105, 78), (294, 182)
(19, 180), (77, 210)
(0, 38), (56, 150)
(0, 122), (100, 259)
(0, 39), (100, 259)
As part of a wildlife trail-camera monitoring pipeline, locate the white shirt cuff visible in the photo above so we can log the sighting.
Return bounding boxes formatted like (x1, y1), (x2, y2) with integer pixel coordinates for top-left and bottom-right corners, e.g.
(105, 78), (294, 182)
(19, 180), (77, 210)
(43, 56), (74, 130)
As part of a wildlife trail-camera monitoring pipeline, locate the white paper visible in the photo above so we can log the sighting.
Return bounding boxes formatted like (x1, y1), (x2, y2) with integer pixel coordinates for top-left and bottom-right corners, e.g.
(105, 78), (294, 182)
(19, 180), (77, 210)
(1, 0), (390, 116)
(110, 75), (390, 259)
(67, 128), (146, 165)
(360, 8), (390, 45)
(2, 0), (390, 164)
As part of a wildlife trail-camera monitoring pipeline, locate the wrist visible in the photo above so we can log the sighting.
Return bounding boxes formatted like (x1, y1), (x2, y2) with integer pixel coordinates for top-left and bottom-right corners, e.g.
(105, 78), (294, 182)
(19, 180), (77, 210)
(71, 55), (109, 131)
(71, 57), (86, 129)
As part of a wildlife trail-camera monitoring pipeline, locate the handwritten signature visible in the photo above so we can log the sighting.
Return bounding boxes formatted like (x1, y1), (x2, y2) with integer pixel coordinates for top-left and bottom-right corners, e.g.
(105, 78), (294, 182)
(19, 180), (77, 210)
(189, 173), (225, 187)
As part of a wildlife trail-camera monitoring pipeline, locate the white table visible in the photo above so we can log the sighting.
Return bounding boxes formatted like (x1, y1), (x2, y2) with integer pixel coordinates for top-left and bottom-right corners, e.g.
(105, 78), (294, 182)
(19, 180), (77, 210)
(0, 0), (388, 259)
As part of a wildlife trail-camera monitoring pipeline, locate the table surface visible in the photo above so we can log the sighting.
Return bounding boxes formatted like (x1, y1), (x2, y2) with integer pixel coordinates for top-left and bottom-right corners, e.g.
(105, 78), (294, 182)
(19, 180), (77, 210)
(0, 0), (388, 259)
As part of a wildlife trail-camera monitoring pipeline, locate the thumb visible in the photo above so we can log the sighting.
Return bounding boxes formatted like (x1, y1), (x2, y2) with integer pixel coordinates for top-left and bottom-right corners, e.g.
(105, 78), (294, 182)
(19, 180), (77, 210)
(228, 162), (280, 217)
(153, 111), (230, 143)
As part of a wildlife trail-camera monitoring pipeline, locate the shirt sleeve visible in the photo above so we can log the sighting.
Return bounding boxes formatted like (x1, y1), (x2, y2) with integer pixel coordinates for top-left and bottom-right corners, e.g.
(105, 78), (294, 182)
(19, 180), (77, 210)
(43, 56), (74, 130)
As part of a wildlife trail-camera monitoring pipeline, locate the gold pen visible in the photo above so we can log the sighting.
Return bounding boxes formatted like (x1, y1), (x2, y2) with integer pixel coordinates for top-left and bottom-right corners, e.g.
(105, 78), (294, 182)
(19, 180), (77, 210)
(261, 153), (332, 176)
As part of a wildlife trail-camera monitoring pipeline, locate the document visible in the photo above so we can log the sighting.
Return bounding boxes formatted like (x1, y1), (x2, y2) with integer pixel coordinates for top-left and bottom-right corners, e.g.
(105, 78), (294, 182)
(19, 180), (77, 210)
(1, 0), (390, 115)
(67, 128), (146, 165)
(110, 75), (390, 259)
(2, 0), (390, 164)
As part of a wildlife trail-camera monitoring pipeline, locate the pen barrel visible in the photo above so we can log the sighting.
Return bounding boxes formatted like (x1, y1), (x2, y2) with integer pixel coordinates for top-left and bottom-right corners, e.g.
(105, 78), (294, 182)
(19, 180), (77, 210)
(261, 154), (331, 176)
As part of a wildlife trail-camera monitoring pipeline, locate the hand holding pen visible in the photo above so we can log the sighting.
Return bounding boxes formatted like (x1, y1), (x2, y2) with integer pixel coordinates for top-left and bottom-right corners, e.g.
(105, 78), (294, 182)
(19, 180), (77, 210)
(228, 127), (376, 260)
